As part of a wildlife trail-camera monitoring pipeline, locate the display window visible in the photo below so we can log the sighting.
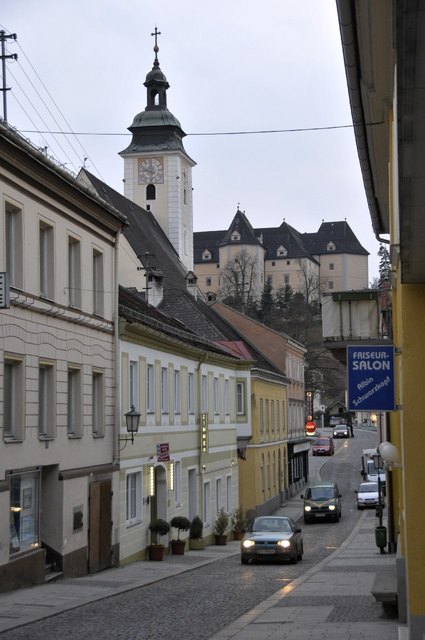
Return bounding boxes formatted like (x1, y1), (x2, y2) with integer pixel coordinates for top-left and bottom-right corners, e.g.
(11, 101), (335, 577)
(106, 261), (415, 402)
(9, 470), (40, 554)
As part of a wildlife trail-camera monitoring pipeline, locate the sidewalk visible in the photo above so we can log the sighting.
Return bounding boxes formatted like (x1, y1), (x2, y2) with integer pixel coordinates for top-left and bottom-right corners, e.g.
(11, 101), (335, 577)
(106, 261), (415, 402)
(0, 459), (403, 638)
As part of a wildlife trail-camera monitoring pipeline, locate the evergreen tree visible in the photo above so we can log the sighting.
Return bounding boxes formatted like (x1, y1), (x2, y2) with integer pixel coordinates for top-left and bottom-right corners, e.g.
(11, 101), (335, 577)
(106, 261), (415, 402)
(377, 244), (390, 288)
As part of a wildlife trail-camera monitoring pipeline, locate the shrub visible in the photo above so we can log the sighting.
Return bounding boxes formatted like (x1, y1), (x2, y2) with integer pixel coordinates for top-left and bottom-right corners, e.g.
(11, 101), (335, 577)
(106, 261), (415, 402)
(189, 515), (204, 540)
(214, 508), (229, 536)
(170, 516), (191, 540)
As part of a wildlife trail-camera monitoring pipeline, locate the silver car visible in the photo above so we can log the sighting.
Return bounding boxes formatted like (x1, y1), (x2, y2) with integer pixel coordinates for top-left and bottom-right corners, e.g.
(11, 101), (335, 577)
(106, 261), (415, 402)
(241, 516), (303, 564)
(355, 481), (385, 509)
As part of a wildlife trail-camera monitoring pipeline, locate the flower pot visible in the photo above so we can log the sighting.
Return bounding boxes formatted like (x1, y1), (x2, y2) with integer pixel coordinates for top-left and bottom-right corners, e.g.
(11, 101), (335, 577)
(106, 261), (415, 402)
(214, 534), (227, 545)
(171, 540), (186, 555)
(189, 538), (205, 551)
(232, 530), (244, 541)
(148, 545), (165, 561)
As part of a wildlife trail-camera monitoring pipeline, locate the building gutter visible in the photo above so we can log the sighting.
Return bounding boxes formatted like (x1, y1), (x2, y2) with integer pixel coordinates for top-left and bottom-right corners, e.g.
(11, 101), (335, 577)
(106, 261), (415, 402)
(335, 0), (389, 244)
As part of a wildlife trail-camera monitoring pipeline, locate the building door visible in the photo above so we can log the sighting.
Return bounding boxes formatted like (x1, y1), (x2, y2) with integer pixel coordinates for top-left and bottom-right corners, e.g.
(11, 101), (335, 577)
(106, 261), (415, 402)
(88, 479), (112, 573)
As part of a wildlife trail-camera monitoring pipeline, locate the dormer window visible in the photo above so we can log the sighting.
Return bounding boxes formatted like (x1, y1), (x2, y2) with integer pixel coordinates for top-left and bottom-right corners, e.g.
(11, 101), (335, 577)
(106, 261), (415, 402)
(327, 242), (336, 252)
(202, 250), (211, 261)
(231, 231), (241, 242)
(277, 245), (287, 257)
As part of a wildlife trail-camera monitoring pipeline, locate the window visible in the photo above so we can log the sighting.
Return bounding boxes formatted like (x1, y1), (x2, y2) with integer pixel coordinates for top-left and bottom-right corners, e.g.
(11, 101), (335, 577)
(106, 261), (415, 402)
(231, 232), (240, 241)
(329, 263), (334, 271)
(68, 236), (81, 308)
(39, 221), (54, 298)
(328, 281), (334, 289)
(174, 461), (181, 505)
(5, 201), (23, 288)
(270, 400), (275, 433)
(271, 261), (276, 266)
(202, 250), (211, 261)
(183, 188), (187, 205)
(146, 184), (156, 200)
(201, 375), (207, 413)
(206, 277), (212, 287)
(277, 245), (287, 257)
(147, 364), (155, 412)
(327, 242), (336, 252)
(174, 370), (181, 414)
(188, 372), (195, 413)
(226, 476), (232, 513)
(92, 370), (104, 436)
(267, 275), (272, 285)
(216, 478), (222, 514)
(224, 379), (230, 415)
(265, 399), (269, 433)
(126, 471), (141, 525)
(236, 381), (245, 415)
(213, 378), (219, 414)
(203, 481), (211, 526)
(130, 360), (138, 409)
(3, 356), (24, 440)
(284, 274), (289, 284)
(259, 399), (264, 434)
(93, 249), (104, 316)
(39, 362), (55, 438)
(9, 471), (40, 554)
(67, 367), (82, 436)
(286, 260), (291, 265)
(161, 366), (168, 413)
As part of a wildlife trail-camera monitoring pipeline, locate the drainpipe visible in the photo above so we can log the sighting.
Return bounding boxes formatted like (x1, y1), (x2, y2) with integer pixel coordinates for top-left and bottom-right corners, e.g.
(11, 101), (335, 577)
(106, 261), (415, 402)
(113, 233), (121, 467)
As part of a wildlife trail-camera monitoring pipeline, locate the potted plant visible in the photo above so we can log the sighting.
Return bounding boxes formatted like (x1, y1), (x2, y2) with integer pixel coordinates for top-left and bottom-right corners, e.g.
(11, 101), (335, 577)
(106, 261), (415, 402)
(231, 505), (248, 541)
(148, 518), (170, 561)
(169, 516), (190, 555)
(214, 507), (229, 545)
(189, 515), (205, 550)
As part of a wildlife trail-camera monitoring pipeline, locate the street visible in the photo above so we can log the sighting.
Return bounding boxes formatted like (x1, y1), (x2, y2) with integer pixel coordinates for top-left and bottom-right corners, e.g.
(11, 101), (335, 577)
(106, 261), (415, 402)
(1, 428), (379, 640)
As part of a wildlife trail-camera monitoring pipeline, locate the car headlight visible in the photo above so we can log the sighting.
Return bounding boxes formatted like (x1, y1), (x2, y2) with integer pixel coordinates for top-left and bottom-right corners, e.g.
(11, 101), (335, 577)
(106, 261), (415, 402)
(277, 540), (291, 548)
(304, 505), (311, 512)
(242, 539), (255, 549)
(328, 505), (336, 511)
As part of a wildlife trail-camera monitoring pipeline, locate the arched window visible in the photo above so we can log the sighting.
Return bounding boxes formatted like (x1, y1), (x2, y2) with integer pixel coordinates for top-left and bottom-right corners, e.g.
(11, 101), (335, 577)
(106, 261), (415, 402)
(146, 184), (156, 200)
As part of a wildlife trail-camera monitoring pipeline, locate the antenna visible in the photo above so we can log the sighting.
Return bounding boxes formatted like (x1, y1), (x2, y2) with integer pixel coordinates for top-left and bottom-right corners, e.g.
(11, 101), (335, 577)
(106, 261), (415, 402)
(0, 31), (18, 123)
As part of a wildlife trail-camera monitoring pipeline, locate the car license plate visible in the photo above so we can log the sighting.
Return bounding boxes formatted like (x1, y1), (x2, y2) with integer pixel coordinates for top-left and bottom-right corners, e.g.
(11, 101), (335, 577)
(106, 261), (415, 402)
(315, 513), (325, 517)
(257, 549), (275, 555)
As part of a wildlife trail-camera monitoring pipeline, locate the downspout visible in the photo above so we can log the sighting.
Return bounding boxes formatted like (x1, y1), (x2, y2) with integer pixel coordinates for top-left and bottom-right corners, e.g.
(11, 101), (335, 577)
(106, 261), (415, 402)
(113, 233), (121, 467)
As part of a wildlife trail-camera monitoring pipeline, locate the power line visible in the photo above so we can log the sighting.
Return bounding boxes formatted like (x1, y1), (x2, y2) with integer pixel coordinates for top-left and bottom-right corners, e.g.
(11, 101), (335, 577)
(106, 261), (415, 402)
(17, 121), (385, 138)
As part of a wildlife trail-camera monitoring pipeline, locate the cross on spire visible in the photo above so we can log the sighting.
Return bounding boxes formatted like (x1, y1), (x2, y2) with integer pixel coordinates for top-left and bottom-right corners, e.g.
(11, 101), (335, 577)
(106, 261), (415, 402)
(151, 27), (161, 64)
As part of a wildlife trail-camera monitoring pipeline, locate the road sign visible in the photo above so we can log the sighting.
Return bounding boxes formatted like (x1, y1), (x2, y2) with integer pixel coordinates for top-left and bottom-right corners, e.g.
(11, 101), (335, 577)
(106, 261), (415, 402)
(347, 345), (395, 411)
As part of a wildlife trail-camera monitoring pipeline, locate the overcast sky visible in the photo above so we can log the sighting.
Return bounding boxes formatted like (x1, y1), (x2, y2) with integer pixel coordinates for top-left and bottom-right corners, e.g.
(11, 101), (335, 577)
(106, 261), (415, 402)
(1, 0), (382, 279)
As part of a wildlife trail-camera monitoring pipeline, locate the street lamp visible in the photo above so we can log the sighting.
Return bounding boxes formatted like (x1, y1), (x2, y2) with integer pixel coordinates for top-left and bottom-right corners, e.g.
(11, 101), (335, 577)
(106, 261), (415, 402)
(119, 405), (141, 448)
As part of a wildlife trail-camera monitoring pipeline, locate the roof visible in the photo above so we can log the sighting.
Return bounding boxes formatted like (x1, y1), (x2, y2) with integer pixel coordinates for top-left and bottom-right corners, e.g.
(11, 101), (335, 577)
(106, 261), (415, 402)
(194, 217), (368, 264)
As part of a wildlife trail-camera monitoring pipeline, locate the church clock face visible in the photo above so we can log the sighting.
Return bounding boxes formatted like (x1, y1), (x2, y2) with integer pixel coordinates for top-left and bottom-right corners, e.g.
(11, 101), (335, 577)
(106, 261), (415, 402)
(138, 157), (164, 184)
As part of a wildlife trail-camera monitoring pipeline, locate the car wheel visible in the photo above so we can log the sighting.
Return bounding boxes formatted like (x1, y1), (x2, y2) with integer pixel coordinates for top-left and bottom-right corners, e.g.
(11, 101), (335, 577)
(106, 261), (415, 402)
(297, 543), (303, 561)
(241, 557), (249, 565)
(290, 548), (298, 564)
(304, 517), (310, 524)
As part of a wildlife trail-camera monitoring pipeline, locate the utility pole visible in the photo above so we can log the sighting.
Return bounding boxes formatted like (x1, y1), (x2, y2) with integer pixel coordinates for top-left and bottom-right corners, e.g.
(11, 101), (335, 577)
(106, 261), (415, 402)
(0, 30), (18, 123)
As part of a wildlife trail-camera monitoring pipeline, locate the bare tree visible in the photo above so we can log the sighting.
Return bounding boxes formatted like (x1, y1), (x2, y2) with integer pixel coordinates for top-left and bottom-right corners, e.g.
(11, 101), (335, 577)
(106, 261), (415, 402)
(219, 249), (258, 312)
(296, 258), (323, 304)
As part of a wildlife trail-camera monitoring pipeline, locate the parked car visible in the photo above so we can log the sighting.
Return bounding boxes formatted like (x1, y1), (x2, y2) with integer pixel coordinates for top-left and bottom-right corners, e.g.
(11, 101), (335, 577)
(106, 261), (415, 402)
(333, 424), (349, 438)
(355, 481), (385, 509)
(241, 516), (303, 565)
(301, 480), (342, 523)
(311, 436), (334, 456)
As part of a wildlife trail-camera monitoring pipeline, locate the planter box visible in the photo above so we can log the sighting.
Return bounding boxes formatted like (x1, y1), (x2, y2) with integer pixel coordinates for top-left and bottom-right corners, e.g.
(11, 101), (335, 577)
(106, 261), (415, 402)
(232, 531), (245, 541)
(170, 540), (186, 555)
(214, 534), (227, 546)
(148, 545), (165, 561)
(189, 538), (205, 550)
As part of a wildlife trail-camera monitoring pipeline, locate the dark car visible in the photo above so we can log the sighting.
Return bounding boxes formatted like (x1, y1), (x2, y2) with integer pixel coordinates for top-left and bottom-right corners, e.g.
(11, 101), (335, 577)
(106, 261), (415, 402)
(241, 516), (303, 565)
(333, 424), (349, 438)
(311, 436), (334, 456)
(301, 480), (342, 523)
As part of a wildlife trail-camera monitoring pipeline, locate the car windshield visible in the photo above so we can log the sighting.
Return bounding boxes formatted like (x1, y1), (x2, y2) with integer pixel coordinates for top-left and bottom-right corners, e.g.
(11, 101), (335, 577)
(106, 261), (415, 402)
(314, 439), (330, 446)
(307, 487), (335, 500)
(359, 483), (378, 493)
(251, 517), (291, 532)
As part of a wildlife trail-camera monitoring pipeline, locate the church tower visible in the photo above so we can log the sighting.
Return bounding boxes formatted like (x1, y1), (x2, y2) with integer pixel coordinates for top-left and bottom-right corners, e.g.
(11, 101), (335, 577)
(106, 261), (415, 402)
(120, 29), (195, 272)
